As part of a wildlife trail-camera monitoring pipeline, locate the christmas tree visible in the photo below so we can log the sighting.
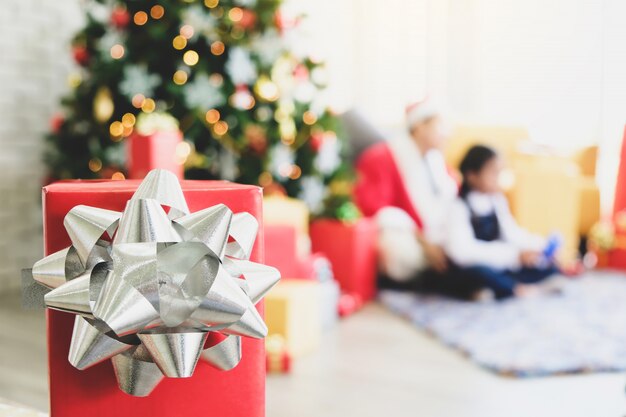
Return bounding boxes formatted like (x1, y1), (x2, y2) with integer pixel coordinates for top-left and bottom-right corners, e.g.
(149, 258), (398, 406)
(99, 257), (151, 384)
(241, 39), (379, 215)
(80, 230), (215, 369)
(46, 0), (356, 218)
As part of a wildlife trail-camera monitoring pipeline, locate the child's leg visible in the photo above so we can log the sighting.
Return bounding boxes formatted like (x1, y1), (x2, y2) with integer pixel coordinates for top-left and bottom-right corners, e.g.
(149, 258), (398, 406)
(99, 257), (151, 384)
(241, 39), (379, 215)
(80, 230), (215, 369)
(510, 266), (560, 284)
(419, 265), (483, 299)
(462, 266), (518, 299)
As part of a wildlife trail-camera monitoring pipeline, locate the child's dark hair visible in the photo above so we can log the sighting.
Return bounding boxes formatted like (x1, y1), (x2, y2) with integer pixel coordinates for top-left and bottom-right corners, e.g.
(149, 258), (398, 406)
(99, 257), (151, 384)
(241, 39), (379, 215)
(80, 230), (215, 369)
(459, 144), (498, 198)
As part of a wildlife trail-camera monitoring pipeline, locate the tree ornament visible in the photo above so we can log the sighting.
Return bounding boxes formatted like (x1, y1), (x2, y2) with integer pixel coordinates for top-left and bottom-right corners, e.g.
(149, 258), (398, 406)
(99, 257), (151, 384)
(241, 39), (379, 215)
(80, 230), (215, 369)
(72, 45), (89, 66)
(314, 133), (341, 175)
(298, 176), (326, 214)
(268, 144), (294, 178)
(119, 65), (161, 101)
(93, 87), (115, 123)
(50, 113), (65, 134)
(225, 47), (257, 85)
(181, 4), (217, 40)
(110, 6), (130, 28)
(184, 74), (226, 110)
(293, 64), (309, 82)
(244, 124), (267, 154)
(309, 131), (324, 152)
(229, 85), (255, 110)
(237, 9), (257, 30)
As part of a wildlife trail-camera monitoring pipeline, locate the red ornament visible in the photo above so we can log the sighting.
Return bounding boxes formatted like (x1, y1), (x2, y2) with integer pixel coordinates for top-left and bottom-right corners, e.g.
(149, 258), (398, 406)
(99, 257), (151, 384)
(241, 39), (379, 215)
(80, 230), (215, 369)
(72, 45), (89, 66)
(293, 64), (309, 82)
(238, 9), (257, 30)
(245, 124), (267, 154)
(50, 113), (64, 134)
(110, 6), (130, 28)
(274, 10), (300, 33)
(309, 132), (324, 152)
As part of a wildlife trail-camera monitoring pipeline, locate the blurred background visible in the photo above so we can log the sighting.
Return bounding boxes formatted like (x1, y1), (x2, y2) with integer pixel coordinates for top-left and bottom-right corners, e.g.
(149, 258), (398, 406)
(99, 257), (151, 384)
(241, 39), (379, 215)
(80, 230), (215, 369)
(2, 0), (626, 416)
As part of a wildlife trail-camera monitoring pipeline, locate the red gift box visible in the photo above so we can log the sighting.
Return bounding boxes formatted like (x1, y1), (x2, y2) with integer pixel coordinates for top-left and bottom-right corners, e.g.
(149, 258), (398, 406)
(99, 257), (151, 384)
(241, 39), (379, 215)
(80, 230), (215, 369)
(264, 225), (303, 278)
(127, 131), (184, 180)
(608, 249), (626, 270)
(309, 218), (378, 302)
(43, 179), (265, 417)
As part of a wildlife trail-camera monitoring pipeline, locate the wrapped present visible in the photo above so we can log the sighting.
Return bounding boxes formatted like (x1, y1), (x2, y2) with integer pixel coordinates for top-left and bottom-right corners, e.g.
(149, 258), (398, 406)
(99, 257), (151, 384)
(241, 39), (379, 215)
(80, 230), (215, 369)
(588, 215), (626, 270)
(30, 170), (279, 417)
(264, 281), (321, 358)
(265, 335), (291, 374)
(264, 225), (303, 278)
(310, 218), (378, 302)
(263, 196), (310, 259)
(127, 130), (184, 180)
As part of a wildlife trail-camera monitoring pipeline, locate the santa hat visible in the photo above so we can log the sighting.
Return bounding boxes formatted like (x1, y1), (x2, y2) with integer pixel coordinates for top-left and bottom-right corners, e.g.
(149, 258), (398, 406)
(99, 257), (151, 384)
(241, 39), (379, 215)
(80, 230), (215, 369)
(405, 96), (440, 130)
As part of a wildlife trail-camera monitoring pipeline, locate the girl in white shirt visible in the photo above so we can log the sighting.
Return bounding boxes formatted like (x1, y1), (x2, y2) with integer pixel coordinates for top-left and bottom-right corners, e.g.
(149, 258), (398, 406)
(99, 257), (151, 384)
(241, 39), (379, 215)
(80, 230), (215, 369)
(444, 145), (559, 299)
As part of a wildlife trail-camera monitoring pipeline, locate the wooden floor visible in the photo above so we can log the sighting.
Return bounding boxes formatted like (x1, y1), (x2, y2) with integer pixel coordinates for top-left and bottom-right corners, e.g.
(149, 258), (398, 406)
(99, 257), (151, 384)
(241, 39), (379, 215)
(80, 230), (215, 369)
(1, 291), (625, 416)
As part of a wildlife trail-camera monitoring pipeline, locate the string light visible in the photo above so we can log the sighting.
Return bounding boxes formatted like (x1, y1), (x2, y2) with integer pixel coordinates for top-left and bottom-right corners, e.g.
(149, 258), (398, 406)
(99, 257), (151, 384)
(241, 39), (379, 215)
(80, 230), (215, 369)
(111, 172), (126, 180)
(141, 98), (156, 113)
(172, 35), (187, 50)
(122, 113), (136, 127)
(134, 11), (148, 25)
(258, 171), (273, 186)
(150, 5), (165, 19)
(180, 25), (194, 39)
(110, 121), (124, 137)
(183, 50), (199, 66)
(123, 126), (133, 136)
(110, 44), (125, 59)
(302, 111), (317, 125)
(255, 77), (279, 101)
(175, 142), (192, 165)
(88, 158), (102, 173)
(288, 165), (302, 180)
(173, 70), (188, 85)
(213, 121), (228, 136)
(210, 41), (225, 56)
(204, 0), (219, 8)
(278, 163), (293, 178)
(205, 109), (220, 124)
(209, 73), (223, 86)
(228, 7), (243, 22)
(132, 94), (145, 108)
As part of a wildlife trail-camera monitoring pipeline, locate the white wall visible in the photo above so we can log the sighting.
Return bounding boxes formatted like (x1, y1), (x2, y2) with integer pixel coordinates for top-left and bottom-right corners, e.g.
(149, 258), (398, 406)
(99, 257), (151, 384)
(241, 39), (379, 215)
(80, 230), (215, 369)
(295, 0), (626, 210)
(0, 0), (82, 292)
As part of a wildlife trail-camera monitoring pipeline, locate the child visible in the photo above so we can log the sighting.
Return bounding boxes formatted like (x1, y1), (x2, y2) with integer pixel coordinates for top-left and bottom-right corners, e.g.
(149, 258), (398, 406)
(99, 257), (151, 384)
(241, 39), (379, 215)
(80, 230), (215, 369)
(443, 145), (559, 299)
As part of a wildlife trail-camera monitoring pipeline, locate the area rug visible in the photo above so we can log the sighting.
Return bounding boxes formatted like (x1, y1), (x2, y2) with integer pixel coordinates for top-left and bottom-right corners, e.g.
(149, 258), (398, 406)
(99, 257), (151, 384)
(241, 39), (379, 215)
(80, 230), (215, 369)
(379, 271), (626, 376)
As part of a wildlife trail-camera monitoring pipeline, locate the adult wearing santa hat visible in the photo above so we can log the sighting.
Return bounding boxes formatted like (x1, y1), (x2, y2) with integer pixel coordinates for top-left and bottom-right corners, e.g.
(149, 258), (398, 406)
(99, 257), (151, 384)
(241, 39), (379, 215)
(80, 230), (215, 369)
(354, 98), (458, 284)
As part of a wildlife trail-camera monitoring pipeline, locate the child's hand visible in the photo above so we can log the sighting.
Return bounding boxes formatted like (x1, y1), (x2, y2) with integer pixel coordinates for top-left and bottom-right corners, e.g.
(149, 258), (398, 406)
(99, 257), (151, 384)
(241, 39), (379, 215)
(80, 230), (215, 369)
(519, 250), (542, 267)
(422, 241), (449, 273)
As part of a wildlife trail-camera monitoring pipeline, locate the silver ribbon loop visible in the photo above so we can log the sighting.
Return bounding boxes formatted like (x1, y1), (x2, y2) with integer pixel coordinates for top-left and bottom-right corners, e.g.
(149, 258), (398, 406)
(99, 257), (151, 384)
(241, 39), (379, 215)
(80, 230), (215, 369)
(31, 169), (280, 396)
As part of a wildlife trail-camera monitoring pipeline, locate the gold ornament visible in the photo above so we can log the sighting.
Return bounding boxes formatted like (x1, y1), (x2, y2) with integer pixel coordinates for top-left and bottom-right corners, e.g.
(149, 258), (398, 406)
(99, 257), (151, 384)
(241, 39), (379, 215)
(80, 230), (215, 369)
(93, 87), (115, 123)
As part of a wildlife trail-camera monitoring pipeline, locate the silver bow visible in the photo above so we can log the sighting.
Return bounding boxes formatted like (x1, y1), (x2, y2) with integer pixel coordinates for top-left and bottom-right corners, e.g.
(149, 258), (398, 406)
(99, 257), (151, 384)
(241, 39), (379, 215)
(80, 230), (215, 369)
(30, 169), (280, 397)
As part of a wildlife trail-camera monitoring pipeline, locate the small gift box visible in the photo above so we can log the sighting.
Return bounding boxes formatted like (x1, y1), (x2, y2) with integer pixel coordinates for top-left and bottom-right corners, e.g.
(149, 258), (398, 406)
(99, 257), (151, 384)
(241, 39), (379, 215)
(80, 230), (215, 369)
(264, 280), (321, 358)
(127, 130), (184, 180)
(310, 218), (378, 303)
(264, 225), (303, 278)
(33, 170), (278, 417)
(263, 196), (310, 259)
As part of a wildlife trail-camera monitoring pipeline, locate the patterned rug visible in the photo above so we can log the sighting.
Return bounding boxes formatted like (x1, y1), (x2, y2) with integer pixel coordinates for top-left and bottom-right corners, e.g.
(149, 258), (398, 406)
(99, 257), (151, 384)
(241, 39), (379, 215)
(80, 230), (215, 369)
(379, 271), (626, 377)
